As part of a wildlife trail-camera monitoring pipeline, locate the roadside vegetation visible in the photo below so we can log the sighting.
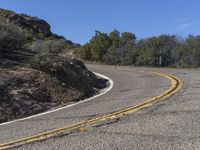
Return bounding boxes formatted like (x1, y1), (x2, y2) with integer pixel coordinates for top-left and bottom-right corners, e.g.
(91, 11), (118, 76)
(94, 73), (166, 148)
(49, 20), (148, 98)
(76, 30), (200, 68)
(0, 23), (26, 57)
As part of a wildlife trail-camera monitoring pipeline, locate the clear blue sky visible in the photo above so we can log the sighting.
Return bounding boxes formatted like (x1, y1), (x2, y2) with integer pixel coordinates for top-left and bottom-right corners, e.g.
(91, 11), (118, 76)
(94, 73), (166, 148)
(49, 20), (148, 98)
(1, 0), (200, 44)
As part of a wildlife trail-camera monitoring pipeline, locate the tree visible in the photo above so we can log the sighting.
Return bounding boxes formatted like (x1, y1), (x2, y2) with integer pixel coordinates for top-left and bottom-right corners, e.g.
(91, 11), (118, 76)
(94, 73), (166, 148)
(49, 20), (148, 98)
(172, 35), (200, 67)
(121, 40), (137, 65)
(89, 31), (111, 61)
(121, 32), (136, 46)
(75, 30), (200, 68)
(109, 30), (121, 48)
(76, 43), (92, 60)
(134, 35), (178, 67)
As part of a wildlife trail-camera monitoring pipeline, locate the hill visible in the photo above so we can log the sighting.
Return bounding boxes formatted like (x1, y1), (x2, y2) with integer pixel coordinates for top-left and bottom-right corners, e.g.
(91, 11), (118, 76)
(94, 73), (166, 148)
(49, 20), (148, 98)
(0, 8), (106, 123)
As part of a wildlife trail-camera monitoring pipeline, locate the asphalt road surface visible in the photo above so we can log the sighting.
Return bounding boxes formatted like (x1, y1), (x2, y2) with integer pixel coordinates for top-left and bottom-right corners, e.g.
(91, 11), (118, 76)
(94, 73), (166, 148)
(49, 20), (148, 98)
(0, 65), (200, 150)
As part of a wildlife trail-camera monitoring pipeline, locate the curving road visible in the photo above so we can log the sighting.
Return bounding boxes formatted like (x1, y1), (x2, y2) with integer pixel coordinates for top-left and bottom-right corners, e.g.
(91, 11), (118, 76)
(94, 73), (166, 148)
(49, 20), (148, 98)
(0, 65), (200, 150)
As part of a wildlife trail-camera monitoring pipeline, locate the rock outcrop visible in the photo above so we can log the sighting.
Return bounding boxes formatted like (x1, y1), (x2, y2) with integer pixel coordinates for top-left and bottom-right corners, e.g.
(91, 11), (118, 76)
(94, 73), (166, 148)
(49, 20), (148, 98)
(0, 8), (74, 41)
(6, 13), (51, 36)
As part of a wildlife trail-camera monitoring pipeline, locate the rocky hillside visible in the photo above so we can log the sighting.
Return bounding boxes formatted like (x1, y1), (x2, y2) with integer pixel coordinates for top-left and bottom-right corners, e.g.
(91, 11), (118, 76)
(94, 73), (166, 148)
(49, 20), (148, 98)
(0, 8), (107, 123)
(0, 8), (75, 43)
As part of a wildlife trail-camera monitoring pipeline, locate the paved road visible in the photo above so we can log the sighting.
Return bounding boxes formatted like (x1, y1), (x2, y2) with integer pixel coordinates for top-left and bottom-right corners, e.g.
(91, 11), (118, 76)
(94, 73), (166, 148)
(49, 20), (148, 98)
(1, 65), (200, 150)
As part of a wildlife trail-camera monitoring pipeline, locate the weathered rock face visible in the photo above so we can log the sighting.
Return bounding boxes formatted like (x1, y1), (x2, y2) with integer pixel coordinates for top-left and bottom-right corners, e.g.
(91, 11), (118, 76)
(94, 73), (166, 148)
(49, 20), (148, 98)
(6, 13), (51, 36)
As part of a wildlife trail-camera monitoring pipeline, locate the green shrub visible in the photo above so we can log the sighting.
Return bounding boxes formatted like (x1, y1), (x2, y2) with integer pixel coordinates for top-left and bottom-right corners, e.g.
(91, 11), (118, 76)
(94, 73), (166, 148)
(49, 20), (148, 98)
(30, 39), (69, 54)
(0, 9), (14, 23)
(0, 23), (26, 53)
(30, 53), (53, 70)
(30, 39), (72, 70)
(76, 43), (92, 60)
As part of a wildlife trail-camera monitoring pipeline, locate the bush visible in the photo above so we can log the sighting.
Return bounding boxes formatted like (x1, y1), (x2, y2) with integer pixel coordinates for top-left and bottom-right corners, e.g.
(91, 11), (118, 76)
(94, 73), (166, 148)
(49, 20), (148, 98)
(30, 39), (69, 54)
(103, 47), (122, 65)
(30, 53), (53, 70)
(30, 39), (72, 71)
(76, 43), (92, 60)
(0, 9), (13, 23)
(0, 23), (26, 54)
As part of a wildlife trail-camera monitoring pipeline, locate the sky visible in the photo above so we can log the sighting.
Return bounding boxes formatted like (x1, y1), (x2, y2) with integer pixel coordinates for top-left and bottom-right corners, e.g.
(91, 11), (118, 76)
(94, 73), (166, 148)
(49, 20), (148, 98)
(0, 0), (200, 44)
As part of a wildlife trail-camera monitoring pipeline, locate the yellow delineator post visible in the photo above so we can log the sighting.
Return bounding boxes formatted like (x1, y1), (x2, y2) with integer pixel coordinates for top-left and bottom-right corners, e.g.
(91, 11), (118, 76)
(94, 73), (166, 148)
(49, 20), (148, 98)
(0, 70), (183, 150)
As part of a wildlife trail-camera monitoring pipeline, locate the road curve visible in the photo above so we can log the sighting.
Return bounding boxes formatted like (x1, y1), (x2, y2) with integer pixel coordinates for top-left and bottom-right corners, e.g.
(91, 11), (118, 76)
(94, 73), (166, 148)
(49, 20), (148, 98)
(1, 65), (199, 150)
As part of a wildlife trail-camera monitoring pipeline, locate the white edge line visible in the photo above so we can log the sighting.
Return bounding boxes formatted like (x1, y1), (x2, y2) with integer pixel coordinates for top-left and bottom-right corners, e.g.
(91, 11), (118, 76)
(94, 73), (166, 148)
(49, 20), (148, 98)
(0, 72), (114, 126)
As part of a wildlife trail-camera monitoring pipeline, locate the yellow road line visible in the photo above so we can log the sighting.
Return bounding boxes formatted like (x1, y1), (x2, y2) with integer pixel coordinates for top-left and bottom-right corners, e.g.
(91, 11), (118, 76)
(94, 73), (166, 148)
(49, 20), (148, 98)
(0, 70), (183, 150)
